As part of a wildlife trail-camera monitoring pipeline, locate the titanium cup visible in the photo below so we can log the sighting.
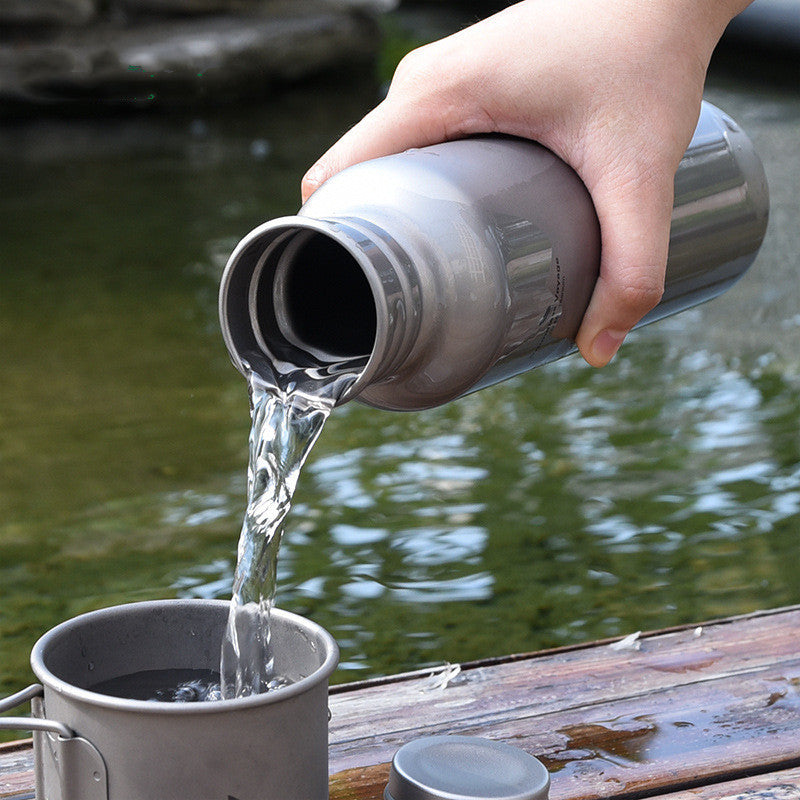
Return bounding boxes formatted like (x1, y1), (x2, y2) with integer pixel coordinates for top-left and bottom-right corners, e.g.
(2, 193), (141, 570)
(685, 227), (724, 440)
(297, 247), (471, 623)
(0, 599), (338, 800)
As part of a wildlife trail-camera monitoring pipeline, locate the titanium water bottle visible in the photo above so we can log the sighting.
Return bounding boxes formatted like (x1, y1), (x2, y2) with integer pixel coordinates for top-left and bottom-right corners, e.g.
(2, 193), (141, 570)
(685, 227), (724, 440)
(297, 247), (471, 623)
(219, 100), (768, 411)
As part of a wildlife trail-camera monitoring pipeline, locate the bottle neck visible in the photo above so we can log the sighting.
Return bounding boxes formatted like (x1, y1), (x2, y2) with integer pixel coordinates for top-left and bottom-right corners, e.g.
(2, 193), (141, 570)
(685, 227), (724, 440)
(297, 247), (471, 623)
(219, 215), (420, 405)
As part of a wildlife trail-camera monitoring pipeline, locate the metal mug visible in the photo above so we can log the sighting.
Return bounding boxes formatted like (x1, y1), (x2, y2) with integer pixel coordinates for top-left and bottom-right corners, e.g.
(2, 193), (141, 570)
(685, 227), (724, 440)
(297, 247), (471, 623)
(0, 599), (338, 800)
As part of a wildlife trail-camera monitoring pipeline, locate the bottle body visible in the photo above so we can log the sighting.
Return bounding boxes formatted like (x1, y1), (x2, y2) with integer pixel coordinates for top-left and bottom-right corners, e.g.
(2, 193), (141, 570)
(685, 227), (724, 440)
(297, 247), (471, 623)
(219, 101), (768, 411)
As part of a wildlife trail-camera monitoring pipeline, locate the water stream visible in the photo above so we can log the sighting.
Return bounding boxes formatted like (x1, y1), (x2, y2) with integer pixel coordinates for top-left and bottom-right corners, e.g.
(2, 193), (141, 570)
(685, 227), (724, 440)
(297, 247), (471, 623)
(220, 376), (338, 698)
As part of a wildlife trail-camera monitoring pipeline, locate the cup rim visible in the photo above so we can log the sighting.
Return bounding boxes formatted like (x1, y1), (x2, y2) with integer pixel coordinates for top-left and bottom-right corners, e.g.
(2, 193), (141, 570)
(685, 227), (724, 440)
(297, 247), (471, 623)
(30, 599), (339, 715)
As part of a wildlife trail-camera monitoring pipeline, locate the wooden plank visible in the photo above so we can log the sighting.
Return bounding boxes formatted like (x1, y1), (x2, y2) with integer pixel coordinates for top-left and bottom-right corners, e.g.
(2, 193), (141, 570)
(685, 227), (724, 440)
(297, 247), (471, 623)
(0, 742), (34, 800)
(328, 607), (800, 771)
(646, 766), (800, 800)
(325, 606), (800, 800)
(329, 606), (800, 759)
(330, 764), (800, 800)
(3, 606), (800, 800)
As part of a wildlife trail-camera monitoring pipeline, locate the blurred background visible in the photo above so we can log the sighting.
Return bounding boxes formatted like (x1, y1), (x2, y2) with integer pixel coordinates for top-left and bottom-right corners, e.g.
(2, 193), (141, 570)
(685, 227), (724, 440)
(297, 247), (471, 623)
(1, 0), (799, 732)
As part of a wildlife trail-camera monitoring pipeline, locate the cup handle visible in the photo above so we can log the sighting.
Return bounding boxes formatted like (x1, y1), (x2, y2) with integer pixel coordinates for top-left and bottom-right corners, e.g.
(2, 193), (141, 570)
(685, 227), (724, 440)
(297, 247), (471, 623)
(0, 684), (109, 800)
(0, 684), (74, 738)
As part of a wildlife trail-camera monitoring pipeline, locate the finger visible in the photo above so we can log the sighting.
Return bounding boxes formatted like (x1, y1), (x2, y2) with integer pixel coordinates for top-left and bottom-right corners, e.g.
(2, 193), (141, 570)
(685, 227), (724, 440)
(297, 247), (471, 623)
(300, 107), (409, 202)
(575, 169), (674, 367)
(299, 29), (501, 204)
(300, 102), (434, 203)
(300, 47), (460, 203)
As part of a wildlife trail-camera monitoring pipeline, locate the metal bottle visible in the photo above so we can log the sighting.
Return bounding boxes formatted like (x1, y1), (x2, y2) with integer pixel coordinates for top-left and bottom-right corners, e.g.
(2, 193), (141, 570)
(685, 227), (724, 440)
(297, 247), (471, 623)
(219, 101), (769, 411)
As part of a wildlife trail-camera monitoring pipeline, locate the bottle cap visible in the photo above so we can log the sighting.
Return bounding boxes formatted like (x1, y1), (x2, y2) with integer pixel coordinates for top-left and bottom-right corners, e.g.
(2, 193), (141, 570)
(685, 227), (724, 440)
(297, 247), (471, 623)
(384, 735), (550, 800)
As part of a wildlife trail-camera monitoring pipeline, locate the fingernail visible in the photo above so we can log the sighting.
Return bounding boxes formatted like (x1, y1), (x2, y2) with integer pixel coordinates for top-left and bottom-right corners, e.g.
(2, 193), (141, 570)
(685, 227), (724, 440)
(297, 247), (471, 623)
(303, 162), (325, 197)
(591, 329), (627, 366)
(305, 162), (324, 184)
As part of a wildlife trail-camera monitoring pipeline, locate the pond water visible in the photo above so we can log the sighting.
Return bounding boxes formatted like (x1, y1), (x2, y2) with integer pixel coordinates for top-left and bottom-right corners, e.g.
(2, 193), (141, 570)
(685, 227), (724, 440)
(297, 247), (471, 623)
(0, 48), (799, 714)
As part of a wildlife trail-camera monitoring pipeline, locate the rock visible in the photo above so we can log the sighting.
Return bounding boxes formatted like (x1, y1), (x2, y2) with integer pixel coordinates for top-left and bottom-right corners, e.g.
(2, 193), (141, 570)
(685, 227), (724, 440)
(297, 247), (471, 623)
(0, 2), (381, 110)
(115, 0), (398, 17)
(328, 0), (398, 10)
(116, 0), (273, 16)
(0, 0), (95, 27)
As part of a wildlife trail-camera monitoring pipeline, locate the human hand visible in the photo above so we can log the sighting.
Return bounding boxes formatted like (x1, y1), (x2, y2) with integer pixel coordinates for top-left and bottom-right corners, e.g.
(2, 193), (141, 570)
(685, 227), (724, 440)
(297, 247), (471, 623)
(301, 0), (752, 366)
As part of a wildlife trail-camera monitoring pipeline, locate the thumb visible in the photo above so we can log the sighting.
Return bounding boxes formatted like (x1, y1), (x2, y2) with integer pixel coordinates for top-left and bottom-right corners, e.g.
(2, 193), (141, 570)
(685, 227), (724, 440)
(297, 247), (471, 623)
(300, 104), (392, 203)
(575, 172), (674, 367)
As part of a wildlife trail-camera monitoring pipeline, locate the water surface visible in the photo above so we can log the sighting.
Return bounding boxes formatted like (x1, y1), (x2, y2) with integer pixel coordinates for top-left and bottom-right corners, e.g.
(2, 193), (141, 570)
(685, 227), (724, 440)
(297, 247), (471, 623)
(0, 63), (798, 716)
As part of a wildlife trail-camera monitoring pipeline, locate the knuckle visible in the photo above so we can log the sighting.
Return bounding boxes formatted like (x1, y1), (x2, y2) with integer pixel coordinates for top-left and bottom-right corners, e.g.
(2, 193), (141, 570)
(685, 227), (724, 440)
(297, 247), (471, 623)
(614, 274), (665, 317)
(388, 42), (490, 142)
(391, 45), (440, 95)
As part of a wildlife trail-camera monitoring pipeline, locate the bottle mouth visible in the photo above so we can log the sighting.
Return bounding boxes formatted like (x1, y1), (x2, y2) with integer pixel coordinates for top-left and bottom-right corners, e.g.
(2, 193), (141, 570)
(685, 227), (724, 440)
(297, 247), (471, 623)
(220, 217), (388, 404)
(254, 228), (377, 364)
(220, 215), (421, 405)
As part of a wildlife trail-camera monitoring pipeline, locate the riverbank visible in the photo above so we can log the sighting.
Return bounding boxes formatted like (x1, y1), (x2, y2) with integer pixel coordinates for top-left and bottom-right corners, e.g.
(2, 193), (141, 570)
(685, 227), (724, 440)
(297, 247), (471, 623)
(0, 0), (390, 113)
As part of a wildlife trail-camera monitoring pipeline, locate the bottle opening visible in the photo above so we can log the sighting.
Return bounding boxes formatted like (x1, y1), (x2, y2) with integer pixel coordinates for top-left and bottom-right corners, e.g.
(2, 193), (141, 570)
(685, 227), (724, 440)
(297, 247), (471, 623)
(260, 230), (377, 362)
